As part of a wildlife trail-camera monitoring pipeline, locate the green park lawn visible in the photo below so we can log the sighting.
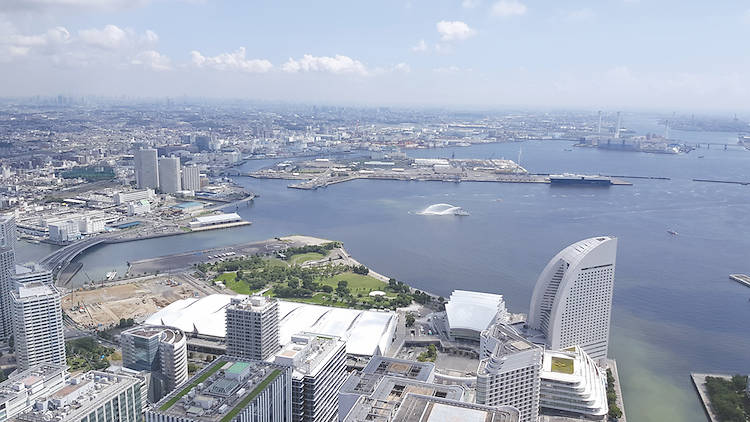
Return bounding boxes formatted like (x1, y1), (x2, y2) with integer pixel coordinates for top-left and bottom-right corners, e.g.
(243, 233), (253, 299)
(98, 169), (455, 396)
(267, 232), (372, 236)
(289, 252), (325, 265)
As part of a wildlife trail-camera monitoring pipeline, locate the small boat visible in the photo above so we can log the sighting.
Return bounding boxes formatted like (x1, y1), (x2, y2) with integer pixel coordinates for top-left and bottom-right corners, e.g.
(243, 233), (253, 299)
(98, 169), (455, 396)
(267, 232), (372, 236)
(105, 271), (117, 281)
(563, 148), (573, 152)
(698, 155), (705, 158)
(667, 230), (678, 236)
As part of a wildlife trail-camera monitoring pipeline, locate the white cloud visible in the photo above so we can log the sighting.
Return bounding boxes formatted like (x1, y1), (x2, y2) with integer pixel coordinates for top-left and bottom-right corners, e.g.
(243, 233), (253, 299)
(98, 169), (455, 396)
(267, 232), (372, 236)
(411, 39), (428, 53)
(78, 24), (128, 50)
(461, 0), (481, 8)
(436, 20), (476, 42)
(434, 65), (462, 73)
(131, 50), (170, 71)
(190, 47), (272, 73)
(282, 54), (368, 76)
(0, 22), (168, 69)
(491, 0), (527, 17)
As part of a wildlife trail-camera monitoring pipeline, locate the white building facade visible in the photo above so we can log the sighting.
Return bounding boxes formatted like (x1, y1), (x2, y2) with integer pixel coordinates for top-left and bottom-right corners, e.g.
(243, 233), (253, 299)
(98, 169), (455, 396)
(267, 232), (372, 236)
(181, 164), (201, 192)
(226, 296), (280, 361)
(477, 323), (542, 422)
(528, 237), (617, 361)
(273, 333), (347, 422)
(11, 282), (66, 370)
(539, 346), (608, 418)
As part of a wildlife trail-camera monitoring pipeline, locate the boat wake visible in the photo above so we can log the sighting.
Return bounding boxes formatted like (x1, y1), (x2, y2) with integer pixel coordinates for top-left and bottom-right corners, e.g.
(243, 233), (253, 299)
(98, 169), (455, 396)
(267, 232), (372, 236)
(417, 203), (469, 216)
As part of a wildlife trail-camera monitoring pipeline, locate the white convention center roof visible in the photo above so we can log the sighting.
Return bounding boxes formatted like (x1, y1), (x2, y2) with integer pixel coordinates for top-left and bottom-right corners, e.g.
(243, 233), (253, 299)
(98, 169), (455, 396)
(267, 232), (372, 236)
(444, 290), (508, 333)
(146, 294), (397, 356)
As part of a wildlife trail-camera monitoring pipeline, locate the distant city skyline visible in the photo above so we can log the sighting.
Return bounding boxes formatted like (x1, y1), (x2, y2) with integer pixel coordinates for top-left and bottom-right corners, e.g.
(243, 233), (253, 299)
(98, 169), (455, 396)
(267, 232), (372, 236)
(1, 1), (749, 110)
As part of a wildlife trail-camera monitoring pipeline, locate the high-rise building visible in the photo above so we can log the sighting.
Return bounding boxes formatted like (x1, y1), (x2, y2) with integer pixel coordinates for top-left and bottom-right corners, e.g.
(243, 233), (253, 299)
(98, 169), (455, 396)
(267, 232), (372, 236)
(135, 148), (159, 190)
(477, 323), (542, 422)
(121, 325), (189, 403)
(225, 295), (280, 361)
(147, 357), (292, 422)
(0, 213), (16, 250)
(11, 282), (66, 370)
(11, 263), (53, 289)
(273, 332), (347, 422)
(14, 370), (144, 422)
(0, 214), (15, 340)
(0, 248), (14, 339)
(158, 156), (181, 194)
(47, 219), (82, 243)
(539, 346), (608, 418)
(528, 237), (617, 362)
(0, 363), (68, 420)
(181, 164), (201, 192)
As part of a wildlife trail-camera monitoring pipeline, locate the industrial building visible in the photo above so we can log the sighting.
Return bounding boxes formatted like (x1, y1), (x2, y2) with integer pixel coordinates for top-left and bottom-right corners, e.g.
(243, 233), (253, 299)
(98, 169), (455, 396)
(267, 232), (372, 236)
(477, 323), (542, 422)
(121, 325), (189, 403)
(188, 213), (243, 229)
(273, 332), (347, 422)
(114, 188), (155, 205)
(528, 237), (617, 362)
(11, 281), (66, 370)
(147, 357), (292, 422)
(225, 295), (281, 361)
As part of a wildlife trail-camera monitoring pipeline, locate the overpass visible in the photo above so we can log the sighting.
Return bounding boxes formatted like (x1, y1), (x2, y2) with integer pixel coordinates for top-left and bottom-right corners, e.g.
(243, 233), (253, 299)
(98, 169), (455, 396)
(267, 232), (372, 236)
(40, 236), (110, 278)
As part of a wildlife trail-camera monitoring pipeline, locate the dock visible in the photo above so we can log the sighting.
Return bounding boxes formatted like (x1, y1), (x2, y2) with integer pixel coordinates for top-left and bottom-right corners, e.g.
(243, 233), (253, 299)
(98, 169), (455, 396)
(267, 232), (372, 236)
(729, 274), (750, 287)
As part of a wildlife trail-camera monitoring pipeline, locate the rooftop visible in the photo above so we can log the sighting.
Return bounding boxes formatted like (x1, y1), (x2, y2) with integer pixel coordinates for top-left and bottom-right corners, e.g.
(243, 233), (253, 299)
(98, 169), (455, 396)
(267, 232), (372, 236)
(445, 290), (509, 334)
(0, 364), (67, 405)
(146, 294), (397, 356)
(15, 281), (57, 299)
(122, 324), (185, 344)
(14, 371), (141, 422)
(152, 357), (287, 422)
(394, 394), (519, 422)
(273, 332), (345, 378)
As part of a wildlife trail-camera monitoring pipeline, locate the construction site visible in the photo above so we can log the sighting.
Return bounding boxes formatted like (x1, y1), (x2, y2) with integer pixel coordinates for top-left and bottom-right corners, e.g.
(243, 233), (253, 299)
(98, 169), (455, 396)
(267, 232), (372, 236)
(61, 274), (204, 329)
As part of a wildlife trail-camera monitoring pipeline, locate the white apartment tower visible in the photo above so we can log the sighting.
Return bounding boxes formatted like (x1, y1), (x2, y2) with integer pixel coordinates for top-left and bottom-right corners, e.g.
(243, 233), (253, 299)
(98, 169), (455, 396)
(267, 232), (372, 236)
(181, 164), (201, 192)
(11, 282), (66, 370)
(273, 332), (347, 422)
(528, 237), (617, 362)
(226, 295), (280, 361)
(121, 325), (189, 402)
(11, 264), (53, 290)
(477, 323), (543, 422)
(135, 148), (159, 190)
(0, 214), (17, 340)
(158, 156), (181, 194)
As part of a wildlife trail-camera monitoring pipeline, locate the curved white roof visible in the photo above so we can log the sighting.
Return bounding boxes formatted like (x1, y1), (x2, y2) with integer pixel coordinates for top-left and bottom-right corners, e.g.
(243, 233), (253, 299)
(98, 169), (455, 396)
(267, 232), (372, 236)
(445, 290), (508, 333)
(146, 294), (397, 356)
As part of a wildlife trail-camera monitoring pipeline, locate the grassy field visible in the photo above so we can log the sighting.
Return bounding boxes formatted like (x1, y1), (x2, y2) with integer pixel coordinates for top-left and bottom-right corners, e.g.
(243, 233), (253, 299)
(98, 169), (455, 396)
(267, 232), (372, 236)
(289, 252), (325, 265)
(215, 272), (259, 295)
(320, 272), (386, 293)
(264, 257), (289, 268)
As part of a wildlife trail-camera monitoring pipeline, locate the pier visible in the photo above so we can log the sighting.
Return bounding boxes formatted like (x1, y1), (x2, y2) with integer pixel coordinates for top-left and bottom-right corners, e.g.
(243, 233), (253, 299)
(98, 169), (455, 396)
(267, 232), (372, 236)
(691, 373), (731, 422)
(693, 178), (750, 186)
(729, 274), (750, 287)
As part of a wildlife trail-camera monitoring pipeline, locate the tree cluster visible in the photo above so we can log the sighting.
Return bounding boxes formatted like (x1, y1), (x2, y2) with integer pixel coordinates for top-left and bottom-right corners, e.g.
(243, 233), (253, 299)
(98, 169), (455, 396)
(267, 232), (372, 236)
(705, 375), (749, 422)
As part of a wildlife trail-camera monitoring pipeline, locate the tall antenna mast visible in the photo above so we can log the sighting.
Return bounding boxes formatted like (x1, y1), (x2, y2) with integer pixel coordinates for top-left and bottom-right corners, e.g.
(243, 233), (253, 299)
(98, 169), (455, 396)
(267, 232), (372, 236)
(597, 111), (602, 134)
(614, 111), (622, 139)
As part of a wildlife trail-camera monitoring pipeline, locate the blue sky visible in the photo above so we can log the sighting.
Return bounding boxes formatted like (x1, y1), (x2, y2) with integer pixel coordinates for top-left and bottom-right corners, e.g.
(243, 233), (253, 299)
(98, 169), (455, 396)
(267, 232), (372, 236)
(1, 0), (749, 111)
